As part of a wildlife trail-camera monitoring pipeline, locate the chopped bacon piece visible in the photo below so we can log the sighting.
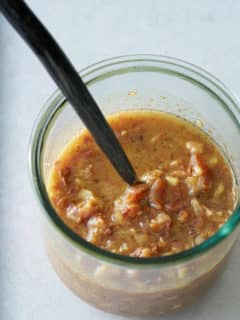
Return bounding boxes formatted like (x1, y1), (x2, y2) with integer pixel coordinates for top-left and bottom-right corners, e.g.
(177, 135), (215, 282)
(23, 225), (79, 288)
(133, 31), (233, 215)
(187, 154), (212, 194)
(122, 203), (141, 218)
(149, 178), (166, 210)
(189, 154), (209, 176)
(66, 189), (103, 223)
(60, 167), (71, 186)
(197, 174), (212, 192)
(126, 184), (149, 203)
(185, 174), (212, 195)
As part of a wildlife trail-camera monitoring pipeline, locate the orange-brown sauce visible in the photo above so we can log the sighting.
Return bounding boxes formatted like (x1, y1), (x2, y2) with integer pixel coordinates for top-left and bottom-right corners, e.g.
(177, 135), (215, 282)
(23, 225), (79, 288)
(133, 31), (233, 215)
(48, 111), (235, 257)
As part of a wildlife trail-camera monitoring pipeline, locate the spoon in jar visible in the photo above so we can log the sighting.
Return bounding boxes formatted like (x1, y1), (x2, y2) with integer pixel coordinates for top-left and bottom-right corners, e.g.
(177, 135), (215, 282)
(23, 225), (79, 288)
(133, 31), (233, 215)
(0, 0), (138, 185)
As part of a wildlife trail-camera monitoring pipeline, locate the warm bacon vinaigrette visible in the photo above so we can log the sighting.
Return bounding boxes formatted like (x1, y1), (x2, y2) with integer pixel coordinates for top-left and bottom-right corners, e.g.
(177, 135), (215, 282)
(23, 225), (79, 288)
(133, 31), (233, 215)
(48, 111), (235, 257)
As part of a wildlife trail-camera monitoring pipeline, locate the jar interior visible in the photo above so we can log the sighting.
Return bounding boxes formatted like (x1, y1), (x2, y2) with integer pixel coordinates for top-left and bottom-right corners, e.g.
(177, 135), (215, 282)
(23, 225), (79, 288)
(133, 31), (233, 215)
(33, 56), (240, 266)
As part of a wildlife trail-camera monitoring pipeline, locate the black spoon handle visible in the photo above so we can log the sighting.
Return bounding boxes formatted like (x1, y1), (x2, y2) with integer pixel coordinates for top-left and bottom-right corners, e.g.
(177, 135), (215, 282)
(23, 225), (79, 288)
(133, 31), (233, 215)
(0, 0), (137, 185)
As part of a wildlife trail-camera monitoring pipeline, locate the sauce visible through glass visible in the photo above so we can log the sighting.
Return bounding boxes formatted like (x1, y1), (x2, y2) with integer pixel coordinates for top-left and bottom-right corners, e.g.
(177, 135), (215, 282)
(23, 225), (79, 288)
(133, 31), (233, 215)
(48, 110), (235, 257)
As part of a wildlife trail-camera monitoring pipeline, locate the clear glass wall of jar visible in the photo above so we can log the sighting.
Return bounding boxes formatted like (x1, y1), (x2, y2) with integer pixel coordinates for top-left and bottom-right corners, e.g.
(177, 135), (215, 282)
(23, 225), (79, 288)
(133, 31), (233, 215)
(30, 55), (240, 317)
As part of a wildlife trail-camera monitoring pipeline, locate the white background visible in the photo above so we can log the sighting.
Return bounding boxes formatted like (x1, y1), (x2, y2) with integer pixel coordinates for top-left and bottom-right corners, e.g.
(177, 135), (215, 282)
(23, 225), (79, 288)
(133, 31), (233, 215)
(0, 1), (240, 319)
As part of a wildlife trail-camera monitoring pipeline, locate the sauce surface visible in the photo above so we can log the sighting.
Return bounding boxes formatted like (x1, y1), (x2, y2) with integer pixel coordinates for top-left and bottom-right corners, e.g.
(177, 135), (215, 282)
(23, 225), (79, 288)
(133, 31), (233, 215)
(48, 111), (235, 257)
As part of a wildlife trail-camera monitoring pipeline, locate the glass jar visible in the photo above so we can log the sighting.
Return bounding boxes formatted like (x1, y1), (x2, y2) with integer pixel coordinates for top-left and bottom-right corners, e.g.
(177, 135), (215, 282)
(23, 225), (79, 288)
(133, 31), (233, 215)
(30, 55), (240, 317)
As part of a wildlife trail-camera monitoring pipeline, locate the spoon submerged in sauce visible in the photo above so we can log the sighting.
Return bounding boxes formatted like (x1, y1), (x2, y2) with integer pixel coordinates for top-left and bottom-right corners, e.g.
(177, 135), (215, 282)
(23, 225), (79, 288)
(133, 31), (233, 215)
(0, 0), (138, 185)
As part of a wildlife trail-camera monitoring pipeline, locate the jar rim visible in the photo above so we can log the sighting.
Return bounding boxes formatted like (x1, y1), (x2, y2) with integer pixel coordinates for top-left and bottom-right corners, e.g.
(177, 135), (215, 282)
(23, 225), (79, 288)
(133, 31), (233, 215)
(29, 54), (240, 267)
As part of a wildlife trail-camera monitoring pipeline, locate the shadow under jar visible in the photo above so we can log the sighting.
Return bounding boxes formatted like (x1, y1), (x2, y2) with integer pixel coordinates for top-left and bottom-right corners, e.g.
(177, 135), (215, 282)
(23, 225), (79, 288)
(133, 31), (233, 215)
(30, 55), (240, 317)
